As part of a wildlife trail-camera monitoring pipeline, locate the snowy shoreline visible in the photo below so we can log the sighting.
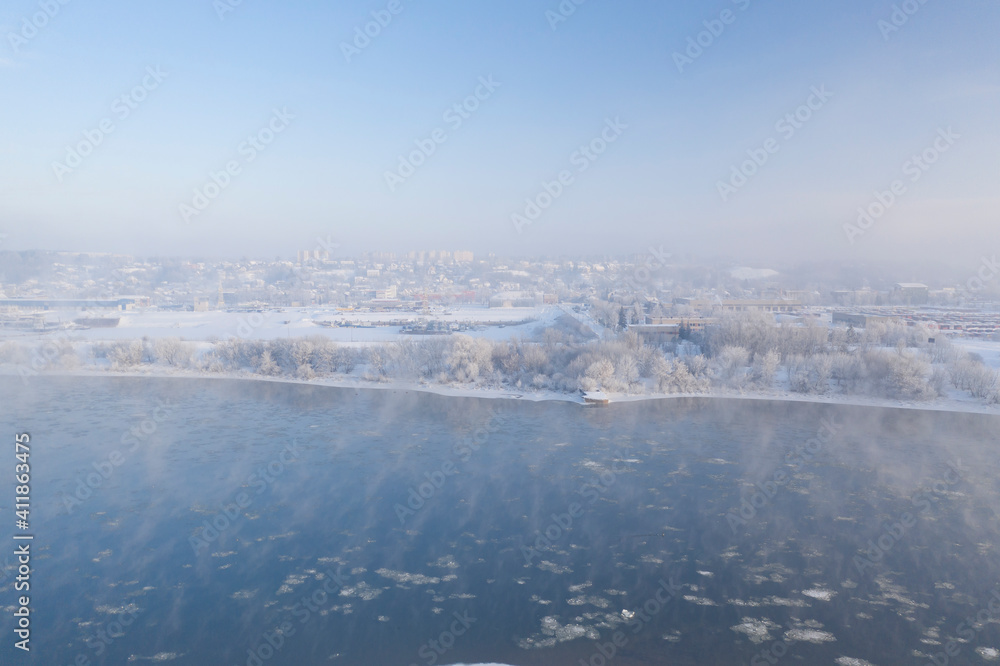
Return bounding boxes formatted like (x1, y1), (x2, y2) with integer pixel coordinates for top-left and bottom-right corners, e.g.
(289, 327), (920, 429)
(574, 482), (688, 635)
(6, 366), (999, 416)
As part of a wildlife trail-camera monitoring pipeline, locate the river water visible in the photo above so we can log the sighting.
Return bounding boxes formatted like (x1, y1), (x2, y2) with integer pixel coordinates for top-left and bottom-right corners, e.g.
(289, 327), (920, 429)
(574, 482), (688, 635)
(1, 376), (999, 665)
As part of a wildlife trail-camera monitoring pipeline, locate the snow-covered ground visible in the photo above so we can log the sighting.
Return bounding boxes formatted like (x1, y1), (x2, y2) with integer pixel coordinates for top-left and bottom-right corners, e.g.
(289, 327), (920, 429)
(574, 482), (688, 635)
(558, 303), (606, 339)
(10, 365), (997, 416)
(954, 338), (1000, 369)
(2, 305), (997, 415)
(0, 305), (560, 346)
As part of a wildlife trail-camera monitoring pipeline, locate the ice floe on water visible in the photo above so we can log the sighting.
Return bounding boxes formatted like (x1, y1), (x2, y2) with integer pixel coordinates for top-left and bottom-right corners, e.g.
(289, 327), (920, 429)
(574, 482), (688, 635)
(94, 603), (140, 615)
(978, 647), (1000, 661)
(682, 595), (718, 606)
(338, 581), (383, 601)
(429, 554), (461, 569)
(276, 572), (309, 594)
(743, 562), (796, 584)
(127, 653), (182, 662)
(920, 626), (942, 645)
(834, 658), (875, 666)
(731, 617), (779, 643)
(768, 596), (809, 607)
(375, 568), (441, 585)
(517, 615), (599, 649)
(785, 628), (836, 643)
(728, 599), (764, 608)
(536, 560), (572, 574)
(566, 594), (610, 608)
(516, 608), (629, 650)
(802, 587), (837, 601)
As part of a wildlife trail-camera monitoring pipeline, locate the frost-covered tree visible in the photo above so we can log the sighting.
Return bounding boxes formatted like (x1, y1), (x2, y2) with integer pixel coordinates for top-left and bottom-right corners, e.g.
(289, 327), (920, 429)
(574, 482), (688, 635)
(258, 350), (280, 376)
(750, 349), (780, 388)
(714, 345), (750, 389)
(708, 312), (775, 360)
(789, 353), (832, 394)
(585, 358), (615, 387)
(659, 358), (709, 394)
(686, 354), (709, 378)
(151, 338), (192, 368)
(108, 340), (143, 369)
(447, 335), (494, 383)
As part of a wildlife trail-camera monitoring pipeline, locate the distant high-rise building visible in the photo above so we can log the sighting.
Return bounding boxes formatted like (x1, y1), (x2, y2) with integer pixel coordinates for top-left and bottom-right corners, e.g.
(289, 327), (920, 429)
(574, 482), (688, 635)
(297, 250), (330, 263)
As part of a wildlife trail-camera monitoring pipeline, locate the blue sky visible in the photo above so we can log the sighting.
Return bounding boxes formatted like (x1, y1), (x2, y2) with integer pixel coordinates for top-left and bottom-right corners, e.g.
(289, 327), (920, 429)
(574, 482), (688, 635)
(0, 0), (997, 266)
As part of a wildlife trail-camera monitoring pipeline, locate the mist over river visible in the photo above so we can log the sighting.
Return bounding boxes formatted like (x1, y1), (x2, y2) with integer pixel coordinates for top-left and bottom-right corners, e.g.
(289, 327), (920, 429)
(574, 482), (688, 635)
(1, 376), (999, 665)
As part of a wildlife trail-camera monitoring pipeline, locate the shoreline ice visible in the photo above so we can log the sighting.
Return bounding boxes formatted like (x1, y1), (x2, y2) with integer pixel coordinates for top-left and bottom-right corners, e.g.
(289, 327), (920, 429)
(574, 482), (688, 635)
(4, 366), (998, 416)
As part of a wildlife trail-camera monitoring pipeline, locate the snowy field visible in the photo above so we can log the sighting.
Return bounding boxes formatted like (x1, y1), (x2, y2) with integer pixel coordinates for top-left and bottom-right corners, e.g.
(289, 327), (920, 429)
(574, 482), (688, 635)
(0, 305), (560, 346)
(954, 338), (1000, 369)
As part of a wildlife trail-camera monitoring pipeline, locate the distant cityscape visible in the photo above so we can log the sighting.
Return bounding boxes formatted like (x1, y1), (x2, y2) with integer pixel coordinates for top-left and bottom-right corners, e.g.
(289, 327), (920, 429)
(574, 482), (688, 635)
(0, 249), (997, 341)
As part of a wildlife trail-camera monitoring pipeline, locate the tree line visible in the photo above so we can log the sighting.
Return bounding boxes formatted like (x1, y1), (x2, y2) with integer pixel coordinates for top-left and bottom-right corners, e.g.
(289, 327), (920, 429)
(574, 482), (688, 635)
(1, 312), (996, 405)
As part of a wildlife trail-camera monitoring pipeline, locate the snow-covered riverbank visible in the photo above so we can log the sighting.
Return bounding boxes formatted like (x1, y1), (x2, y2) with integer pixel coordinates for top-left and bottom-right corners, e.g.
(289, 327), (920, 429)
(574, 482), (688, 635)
(6, 365), (998, 416)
